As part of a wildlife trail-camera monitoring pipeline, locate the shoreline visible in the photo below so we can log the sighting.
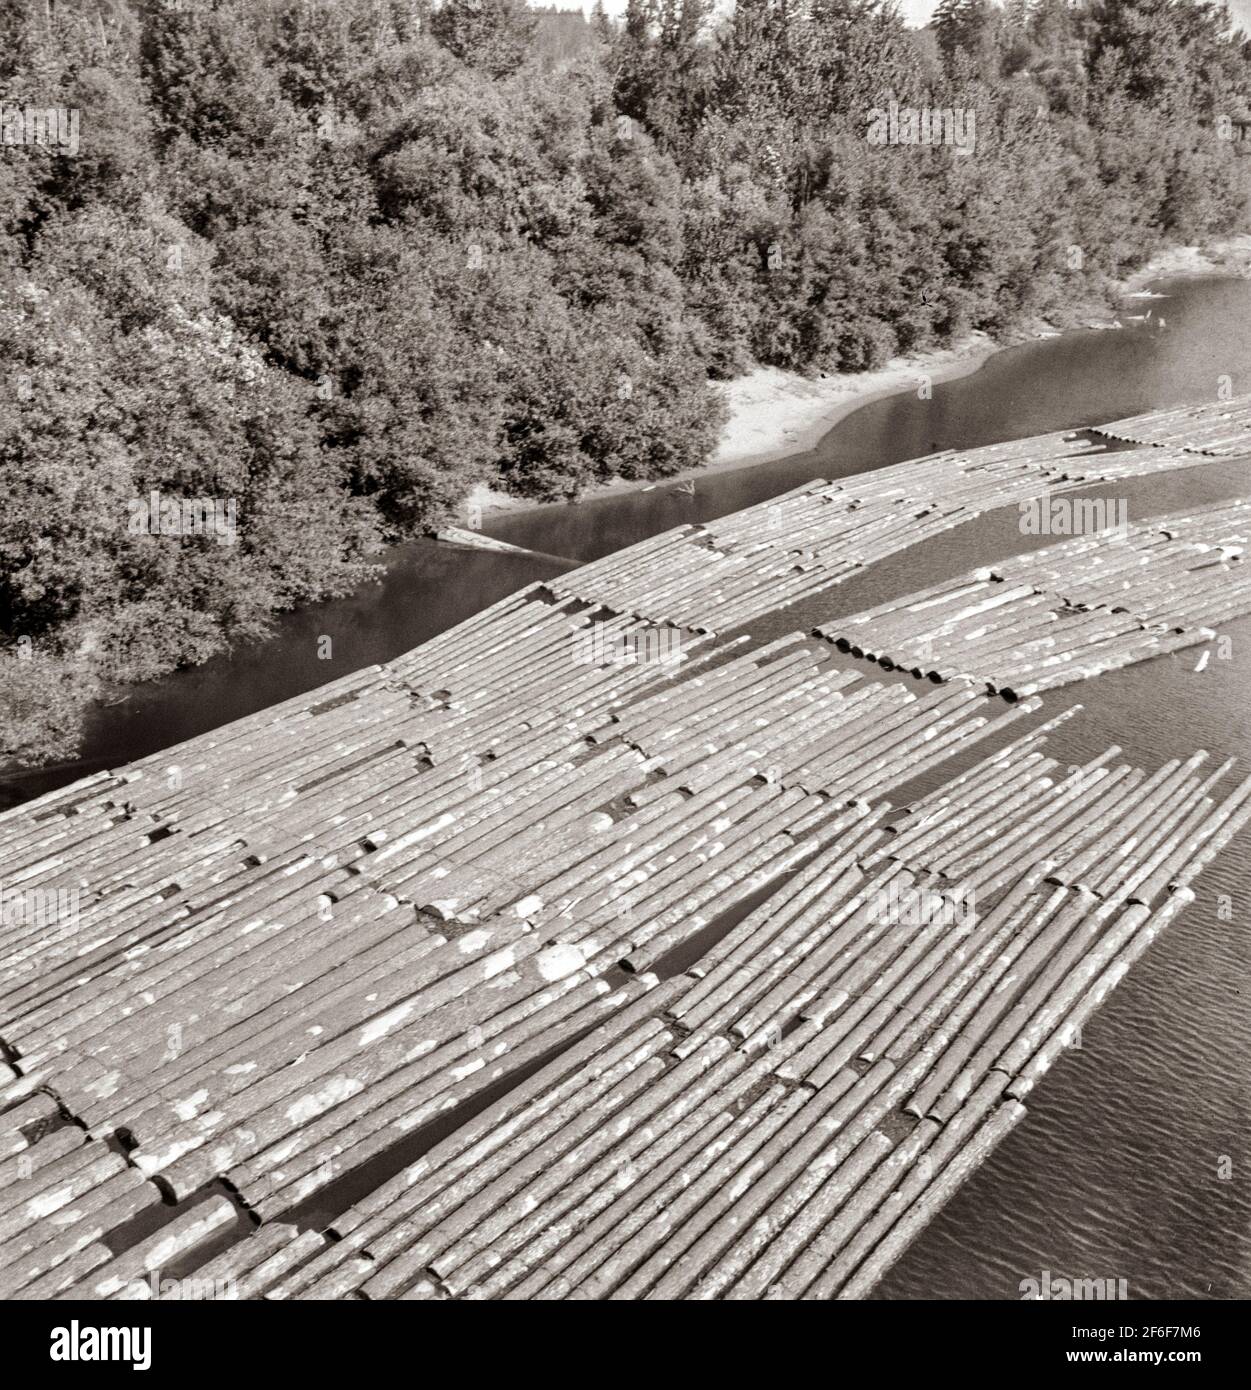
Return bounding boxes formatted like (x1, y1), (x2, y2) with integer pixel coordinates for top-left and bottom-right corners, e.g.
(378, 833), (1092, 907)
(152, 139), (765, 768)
(1117, 232), (1251, 294)
(471, 330), (1007, 521)
(474, 231), (1251, 523)
(695, 332), (1002, 476)
(5, 242), (1248, 789)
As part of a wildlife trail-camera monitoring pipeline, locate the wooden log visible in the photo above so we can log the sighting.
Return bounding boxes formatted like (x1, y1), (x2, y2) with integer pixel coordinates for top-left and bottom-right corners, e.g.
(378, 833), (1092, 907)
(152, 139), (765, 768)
(0, 1167), (160, 1298)
(81, 1195), (238, 1299)
(1006, 888), (1197, 1102)
(824, 1089), (1026, 1299)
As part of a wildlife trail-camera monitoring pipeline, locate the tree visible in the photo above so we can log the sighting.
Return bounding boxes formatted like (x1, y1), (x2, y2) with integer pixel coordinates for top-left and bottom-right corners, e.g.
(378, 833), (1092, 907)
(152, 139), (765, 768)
(429, 0), (536, 78)
(933, 0), (1000, 76)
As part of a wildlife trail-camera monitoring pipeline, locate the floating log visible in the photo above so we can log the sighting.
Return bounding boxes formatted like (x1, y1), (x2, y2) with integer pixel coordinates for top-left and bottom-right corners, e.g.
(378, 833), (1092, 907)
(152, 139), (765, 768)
(3, 429), (1250, 1301)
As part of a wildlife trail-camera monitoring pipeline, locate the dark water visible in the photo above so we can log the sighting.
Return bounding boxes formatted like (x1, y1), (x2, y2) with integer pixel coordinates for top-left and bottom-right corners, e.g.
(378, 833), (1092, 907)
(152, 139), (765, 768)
(3, 276), (1249, 1299)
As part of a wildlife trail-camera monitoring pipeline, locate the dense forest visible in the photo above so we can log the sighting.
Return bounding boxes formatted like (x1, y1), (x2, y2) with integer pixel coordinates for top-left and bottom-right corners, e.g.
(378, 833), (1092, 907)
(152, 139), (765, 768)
(2, 0), (1250, 763)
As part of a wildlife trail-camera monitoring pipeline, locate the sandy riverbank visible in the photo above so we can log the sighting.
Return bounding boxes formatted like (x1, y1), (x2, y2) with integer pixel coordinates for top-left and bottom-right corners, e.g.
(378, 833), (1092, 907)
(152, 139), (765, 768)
(704, 232), (1251, 477)
(706, 332), (1009, 474)
(468, 328), (1009, 520)
(1118, 232), (1251, 293)
(469, 232), (1251, 521)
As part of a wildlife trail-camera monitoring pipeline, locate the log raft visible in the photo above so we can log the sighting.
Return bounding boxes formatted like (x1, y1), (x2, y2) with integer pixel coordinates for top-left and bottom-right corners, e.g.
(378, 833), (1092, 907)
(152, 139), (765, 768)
(1, 425), (1247, 1299)
(818, 498), (1251, 697)
(1092, 392), (1251, 456)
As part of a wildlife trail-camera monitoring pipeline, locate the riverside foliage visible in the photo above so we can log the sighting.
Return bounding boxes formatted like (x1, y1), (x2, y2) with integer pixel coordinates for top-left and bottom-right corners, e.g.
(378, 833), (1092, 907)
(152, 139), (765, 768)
(2, 0), (1250, 762)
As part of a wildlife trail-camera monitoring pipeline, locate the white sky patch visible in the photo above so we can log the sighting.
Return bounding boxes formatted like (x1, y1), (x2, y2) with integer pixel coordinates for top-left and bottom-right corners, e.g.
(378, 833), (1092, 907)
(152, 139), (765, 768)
(536, 0), (938, 25)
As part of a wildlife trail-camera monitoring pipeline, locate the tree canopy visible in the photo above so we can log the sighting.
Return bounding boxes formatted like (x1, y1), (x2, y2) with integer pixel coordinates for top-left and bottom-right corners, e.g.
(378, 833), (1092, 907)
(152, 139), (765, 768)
(2, 0), (1249, 763)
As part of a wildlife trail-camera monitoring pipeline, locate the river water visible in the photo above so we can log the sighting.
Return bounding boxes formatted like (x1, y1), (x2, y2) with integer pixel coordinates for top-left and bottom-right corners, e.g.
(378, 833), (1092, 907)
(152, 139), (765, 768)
(3, 275), (1249, 1299)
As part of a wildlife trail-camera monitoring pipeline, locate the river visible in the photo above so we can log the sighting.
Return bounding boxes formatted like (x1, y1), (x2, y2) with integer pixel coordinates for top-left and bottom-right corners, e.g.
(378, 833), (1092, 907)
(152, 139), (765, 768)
(3, 274), (1249, 1300)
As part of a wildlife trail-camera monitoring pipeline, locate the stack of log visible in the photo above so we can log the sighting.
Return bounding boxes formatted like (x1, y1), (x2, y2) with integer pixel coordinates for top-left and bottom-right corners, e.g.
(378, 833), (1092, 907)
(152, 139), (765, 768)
(2, 425), (1248, 1300)
(0, 590), (1031, 1267)
(202, 723), (1250, 1300)
(546, 433), (1210, 634)
(1094, 392), (1251, 455)
(0, 1092), (169, 1298)
(820, 499), (1251, 697)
